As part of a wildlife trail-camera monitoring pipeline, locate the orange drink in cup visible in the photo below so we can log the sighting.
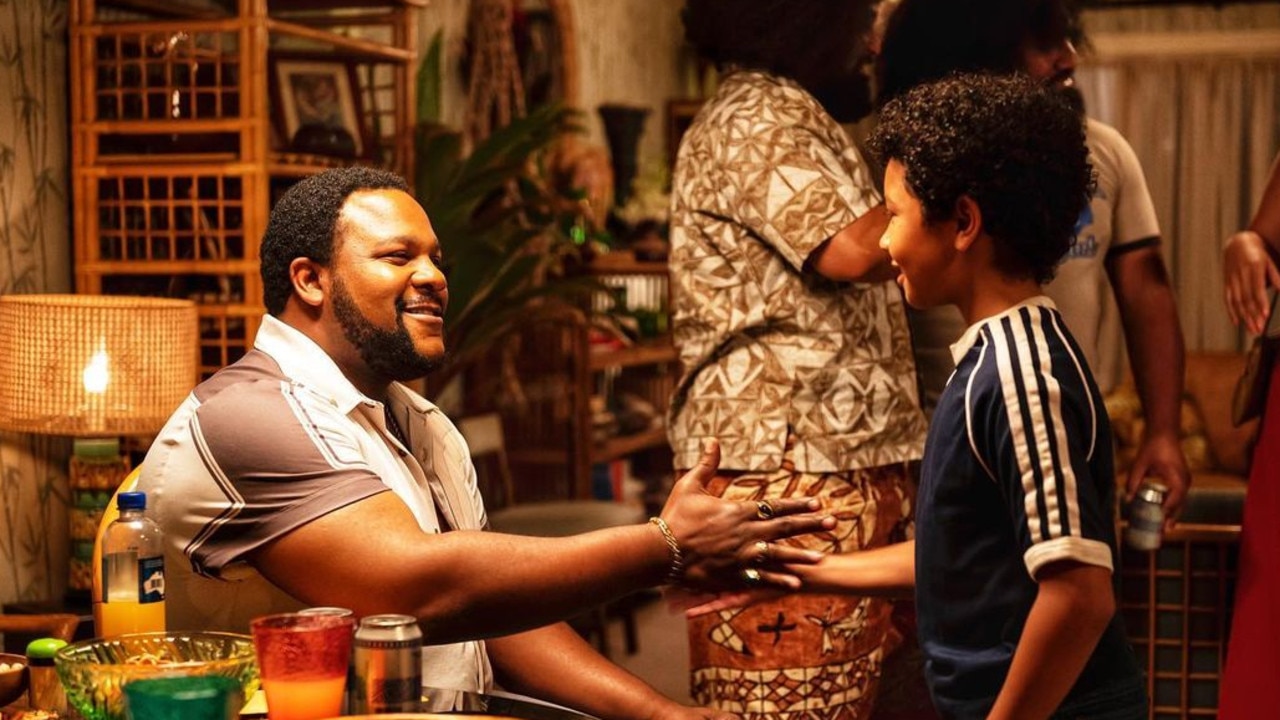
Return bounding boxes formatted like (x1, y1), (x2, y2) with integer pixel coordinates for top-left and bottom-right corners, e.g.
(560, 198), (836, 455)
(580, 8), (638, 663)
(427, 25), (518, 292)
(250, 613), (354, 720)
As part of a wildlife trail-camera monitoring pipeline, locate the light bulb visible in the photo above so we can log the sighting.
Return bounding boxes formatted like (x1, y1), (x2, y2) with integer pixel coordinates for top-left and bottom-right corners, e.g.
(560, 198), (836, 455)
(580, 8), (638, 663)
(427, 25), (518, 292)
(83, 348), (111, 394)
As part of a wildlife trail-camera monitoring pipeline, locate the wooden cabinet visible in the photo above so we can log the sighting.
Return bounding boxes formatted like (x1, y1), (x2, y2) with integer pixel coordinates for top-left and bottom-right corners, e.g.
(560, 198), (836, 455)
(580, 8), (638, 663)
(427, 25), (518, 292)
(69, 0), (422, 378)
(501, 254), (677, 503)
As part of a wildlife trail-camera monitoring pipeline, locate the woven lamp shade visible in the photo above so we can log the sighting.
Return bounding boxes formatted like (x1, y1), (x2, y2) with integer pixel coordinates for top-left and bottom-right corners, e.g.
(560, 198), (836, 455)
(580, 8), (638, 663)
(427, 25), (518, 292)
(0, 295), (198, 437)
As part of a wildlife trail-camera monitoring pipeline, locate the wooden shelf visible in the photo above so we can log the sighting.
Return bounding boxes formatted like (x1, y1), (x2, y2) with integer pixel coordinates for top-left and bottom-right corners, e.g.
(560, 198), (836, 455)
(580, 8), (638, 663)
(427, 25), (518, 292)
(95, 0), (233, 19)
(266, 18), (416, 62)
(78, 260), (259, 274)
(270, 0), (428, 11)
(72, 0), (419, 380)
(588, 340), (677, 371)
(269, 153), (362, 177)
(591, 426), (668, 465)
(587, 253), (668, 275)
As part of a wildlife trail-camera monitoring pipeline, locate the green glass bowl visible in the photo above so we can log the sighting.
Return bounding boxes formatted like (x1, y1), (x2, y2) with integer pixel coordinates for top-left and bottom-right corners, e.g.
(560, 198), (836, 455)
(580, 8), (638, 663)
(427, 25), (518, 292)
(54, 632), (259, 720)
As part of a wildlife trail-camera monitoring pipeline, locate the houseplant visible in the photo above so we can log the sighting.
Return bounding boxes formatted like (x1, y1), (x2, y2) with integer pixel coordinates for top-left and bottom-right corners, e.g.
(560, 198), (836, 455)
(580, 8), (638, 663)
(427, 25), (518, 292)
(413, 40), (601, 406)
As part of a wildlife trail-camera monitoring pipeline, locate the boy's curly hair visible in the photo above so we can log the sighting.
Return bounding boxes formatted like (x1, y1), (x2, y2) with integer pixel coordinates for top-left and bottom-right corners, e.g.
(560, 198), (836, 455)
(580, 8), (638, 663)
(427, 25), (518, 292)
(868, 73), (1094, 285)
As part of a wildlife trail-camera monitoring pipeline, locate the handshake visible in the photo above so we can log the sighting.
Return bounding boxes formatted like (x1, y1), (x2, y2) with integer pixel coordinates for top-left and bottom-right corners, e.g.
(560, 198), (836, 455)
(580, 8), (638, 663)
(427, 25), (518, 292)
(650, 440), (835, 600)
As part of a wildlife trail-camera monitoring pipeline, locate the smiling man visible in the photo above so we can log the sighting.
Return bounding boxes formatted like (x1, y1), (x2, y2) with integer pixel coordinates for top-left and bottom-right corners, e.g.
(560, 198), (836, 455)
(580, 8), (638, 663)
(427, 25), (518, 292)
(136, 166), (836, 720)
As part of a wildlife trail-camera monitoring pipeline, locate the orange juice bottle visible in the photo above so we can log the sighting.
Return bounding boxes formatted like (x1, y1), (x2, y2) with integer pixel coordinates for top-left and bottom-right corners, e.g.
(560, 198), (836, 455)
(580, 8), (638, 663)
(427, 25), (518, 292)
(97, 491), (166, 636)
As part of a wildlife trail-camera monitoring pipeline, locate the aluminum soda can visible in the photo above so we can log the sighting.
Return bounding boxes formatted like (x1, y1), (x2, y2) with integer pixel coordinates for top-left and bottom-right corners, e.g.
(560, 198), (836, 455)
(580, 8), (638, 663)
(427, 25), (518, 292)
(1125, 481), (1167, 551)
(351, 613), (423, 714)
(298, 606), (354, 618)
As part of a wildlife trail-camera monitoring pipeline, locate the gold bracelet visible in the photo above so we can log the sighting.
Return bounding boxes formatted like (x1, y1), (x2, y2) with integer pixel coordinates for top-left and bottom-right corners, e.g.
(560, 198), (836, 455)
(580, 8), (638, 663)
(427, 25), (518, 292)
(649, 516), (685, 585)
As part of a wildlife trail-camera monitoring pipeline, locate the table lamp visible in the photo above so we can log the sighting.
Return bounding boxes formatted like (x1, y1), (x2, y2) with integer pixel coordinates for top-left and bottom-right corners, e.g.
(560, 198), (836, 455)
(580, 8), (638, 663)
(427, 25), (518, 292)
(0, 294), (198, 597)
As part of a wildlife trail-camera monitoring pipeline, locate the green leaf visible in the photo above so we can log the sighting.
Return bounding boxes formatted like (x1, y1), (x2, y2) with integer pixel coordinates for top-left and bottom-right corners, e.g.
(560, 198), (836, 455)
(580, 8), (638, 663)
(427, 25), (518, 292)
(416, 31), (444, 125)
(414, 101), (598, 403)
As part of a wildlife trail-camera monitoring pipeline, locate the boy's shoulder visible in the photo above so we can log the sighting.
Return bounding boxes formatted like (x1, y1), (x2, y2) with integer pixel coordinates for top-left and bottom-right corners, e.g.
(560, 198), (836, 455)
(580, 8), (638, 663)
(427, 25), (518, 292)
(951, 299), (1098, 419)
(954, 298), (1080, 369)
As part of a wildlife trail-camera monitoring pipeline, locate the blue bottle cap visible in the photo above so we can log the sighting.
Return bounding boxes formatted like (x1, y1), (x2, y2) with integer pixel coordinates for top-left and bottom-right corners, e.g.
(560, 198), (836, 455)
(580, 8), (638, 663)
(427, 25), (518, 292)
(117, 491), (147, 511)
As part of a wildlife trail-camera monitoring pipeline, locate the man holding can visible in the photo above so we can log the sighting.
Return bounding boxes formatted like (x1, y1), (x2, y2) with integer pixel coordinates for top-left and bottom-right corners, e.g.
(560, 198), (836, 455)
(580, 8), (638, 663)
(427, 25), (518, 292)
(136, 167), (834, 720)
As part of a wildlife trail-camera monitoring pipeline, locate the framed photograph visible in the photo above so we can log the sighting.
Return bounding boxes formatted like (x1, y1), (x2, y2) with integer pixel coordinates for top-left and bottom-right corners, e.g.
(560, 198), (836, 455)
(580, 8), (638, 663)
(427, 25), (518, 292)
(270, 55), (366, 159)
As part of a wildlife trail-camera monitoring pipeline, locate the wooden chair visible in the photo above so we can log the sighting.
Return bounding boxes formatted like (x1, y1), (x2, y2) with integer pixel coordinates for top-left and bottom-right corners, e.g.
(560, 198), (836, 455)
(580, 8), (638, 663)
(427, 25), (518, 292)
(457, 413), (646, 657)
(0, 613), (80, 654)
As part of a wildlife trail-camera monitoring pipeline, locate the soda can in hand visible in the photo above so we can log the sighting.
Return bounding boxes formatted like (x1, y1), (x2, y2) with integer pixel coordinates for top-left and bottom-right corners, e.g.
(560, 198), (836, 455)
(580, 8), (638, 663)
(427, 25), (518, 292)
(1125, 481), (1168, 551)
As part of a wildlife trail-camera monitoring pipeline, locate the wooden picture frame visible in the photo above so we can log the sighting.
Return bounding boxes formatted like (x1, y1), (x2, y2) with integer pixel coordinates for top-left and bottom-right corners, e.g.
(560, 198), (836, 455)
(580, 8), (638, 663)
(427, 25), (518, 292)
(269, 54), (366, 159)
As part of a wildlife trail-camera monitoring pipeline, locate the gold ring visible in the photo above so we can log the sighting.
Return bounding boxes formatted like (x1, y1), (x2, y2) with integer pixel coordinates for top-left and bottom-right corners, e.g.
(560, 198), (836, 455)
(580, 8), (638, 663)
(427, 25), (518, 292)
(742, 568), (762, 586)
(755, 500), (775, 520)
(754, 540), (769, 565)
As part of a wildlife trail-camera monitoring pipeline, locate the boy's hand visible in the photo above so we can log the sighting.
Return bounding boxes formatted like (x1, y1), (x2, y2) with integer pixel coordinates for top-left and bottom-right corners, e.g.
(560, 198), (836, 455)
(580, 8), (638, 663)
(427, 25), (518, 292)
(665, 584), (783, 617)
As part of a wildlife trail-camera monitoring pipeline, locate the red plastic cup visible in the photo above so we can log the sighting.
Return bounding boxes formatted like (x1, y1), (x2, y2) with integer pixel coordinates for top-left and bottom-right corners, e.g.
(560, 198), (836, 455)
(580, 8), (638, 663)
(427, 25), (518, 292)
(250, 613), (355, 720)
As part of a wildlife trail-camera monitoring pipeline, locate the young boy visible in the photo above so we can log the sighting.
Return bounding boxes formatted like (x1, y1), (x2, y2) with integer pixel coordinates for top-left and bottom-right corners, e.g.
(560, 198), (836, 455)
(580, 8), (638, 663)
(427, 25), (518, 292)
(694, 73), (1146, 719)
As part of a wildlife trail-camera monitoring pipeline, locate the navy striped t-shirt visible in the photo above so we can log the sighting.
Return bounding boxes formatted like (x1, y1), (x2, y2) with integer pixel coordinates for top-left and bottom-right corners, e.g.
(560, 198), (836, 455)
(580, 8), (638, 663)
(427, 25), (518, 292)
(915, 297), (1142, 718)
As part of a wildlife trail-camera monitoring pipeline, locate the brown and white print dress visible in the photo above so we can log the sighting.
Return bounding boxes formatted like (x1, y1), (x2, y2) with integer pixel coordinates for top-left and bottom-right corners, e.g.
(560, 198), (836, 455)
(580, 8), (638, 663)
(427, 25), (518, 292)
(668, 69), (928, 719)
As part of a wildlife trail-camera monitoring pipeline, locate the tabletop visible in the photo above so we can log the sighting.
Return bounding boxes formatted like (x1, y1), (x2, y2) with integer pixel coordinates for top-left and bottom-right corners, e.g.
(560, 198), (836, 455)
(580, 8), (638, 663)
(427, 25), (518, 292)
(5, 683), (597, 720)
(237, 685), (598, 720)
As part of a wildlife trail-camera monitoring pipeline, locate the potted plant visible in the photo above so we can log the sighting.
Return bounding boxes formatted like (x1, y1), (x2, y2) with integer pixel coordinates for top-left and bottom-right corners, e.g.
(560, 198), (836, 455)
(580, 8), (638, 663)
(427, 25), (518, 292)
(413, 37), (601, 407)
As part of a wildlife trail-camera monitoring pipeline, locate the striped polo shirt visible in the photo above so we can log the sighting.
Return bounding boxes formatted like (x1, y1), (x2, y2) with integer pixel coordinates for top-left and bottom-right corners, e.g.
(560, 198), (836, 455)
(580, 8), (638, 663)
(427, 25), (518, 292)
(137, 314), (493, 693)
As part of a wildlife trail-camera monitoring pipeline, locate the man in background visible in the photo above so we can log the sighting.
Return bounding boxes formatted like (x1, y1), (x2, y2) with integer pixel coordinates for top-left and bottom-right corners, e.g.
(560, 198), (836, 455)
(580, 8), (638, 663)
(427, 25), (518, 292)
(876, 0), (1190, 520)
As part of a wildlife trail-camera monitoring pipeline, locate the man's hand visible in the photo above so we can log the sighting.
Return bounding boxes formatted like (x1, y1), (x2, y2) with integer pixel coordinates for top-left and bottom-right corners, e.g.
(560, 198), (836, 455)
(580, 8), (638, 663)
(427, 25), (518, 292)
(1107, 245), (1188, 528)
(1223, 230), (1279, 336)
(1126, 433), (1190, 529)
(660, 440), (832, 591)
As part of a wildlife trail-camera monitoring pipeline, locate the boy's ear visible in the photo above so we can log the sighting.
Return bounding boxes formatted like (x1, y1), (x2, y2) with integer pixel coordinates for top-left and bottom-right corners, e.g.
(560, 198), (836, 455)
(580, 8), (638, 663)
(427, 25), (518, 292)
(953, 195), (982, 252)
(290, 257), (326, 308)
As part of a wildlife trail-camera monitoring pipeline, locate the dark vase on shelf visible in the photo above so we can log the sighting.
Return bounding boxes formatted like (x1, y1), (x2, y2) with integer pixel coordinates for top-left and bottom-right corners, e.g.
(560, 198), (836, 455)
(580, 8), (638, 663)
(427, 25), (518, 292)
(598, 104), (649, 208)
(290, 123), (358, 159)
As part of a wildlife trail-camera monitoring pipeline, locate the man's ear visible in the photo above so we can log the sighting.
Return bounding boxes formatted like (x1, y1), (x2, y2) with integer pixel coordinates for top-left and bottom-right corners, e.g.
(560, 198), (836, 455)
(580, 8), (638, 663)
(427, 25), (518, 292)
(953, 195), (983, 252)
(289, 257), (326, 309)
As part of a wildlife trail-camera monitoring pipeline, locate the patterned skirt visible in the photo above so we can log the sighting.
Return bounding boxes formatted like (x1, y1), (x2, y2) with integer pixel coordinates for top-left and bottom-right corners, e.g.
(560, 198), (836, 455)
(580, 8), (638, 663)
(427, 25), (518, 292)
(687, 448), (917, 720)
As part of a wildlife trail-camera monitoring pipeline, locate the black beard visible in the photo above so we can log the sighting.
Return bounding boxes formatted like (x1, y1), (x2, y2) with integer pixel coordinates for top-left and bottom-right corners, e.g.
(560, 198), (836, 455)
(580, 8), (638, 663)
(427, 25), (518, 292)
(1053, 83), (1087, 118)
(331, 276), (446, 382)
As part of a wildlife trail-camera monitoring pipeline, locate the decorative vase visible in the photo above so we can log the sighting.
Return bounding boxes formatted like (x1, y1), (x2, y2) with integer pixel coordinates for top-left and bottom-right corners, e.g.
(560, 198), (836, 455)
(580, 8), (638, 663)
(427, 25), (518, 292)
(290, 122), (358, 160)
(597, 104), (649, 208)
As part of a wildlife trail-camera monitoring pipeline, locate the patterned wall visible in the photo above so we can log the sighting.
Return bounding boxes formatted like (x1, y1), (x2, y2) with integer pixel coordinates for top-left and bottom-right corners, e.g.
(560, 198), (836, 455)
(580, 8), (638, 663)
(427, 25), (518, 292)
(0, 0), (73, 605)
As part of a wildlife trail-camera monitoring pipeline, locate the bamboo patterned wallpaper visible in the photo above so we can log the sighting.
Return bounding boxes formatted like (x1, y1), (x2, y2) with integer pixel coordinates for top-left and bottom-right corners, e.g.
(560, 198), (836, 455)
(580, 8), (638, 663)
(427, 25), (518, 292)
(0, 0), (73, 605)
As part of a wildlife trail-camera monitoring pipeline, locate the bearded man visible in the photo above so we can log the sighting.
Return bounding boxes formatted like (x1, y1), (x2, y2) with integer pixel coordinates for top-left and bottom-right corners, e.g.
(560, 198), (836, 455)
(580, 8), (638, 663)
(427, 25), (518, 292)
(137, 166), (833, 720)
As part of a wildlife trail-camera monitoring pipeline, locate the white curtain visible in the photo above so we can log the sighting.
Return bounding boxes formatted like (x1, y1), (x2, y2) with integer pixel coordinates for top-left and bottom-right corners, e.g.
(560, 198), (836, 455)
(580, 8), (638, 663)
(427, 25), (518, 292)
(1078, 51), (1280, 353)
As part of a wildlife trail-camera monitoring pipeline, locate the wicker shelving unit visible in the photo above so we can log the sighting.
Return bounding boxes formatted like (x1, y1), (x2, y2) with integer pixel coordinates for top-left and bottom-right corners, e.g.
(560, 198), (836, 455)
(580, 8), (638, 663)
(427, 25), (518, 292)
(501, 254), (677, 502)
(70, 0), (423, 378)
